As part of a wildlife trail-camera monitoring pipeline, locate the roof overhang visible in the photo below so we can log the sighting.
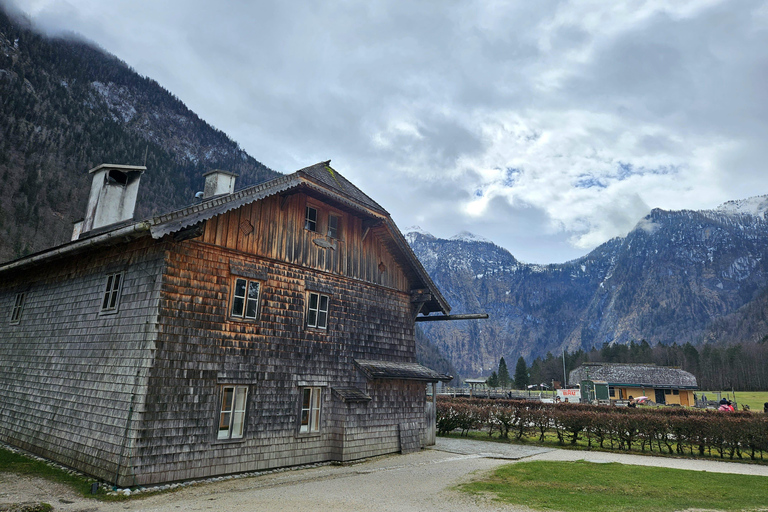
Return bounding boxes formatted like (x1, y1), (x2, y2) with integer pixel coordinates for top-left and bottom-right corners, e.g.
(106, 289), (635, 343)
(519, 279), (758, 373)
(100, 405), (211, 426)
(355, 359), (453, 382)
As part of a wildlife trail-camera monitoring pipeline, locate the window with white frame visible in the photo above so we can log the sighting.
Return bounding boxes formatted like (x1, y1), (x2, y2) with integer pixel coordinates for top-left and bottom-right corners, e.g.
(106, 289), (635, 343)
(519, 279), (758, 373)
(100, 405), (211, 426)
(306, 292), (329, 329)
(305, 206), (318, 232)
(218, 385), (248, 440)
(100, 272), (123, 313)
(299, 387), (322, 434)
(230, 277), (261, 320)
(10, 292), (25, 324)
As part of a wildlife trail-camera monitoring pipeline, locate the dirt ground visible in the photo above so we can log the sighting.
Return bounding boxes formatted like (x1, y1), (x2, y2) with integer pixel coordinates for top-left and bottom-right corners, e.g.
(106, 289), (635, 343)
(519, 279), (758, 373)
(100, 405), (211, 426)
(3, 438), (768, 512)
(0, 448), (530, 512)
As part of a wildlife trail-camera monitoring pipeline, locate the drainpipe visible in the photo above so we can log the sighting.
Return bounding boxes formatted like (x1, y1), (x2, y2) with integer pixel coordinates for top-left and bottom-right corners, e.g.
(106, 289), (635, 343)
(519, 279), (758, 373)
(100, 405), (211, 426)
(114, 369), (140, 488)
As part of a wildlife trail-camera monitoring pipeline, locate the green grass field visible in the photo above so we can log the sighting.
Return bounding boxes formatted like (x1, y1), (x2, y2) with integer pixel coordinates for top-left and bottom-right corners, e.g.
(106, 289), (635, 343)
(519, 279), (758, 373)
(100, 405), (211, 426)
(701, 390), (768, 412)
(459, 460), (768, 512)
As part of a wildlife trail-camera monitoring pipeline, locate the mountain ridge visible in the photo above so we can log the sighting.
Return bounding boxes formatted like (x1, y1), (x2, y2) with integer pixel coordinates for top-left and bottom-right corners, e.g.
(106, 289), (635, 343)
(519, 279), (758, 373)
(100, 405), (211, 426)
(406, 195), (768, 377)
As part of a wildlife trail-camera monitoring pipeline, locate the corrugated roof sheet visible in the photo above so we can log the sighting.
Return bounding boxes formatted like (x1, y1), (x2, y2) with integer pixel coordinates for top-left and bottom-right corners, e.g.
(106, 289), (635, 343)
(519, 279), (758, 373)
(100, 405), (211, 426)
(569, 363), (698, 388)
(355, 359), (453, 382)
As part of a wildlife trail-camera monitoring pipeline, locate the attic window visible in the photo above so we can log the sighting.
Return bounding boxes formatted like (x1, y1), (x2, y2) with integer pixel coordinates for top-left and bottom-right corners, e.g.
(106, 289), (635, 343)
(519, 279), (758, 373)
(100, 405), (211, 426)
(305, 206), (318, 232)
(327, 214), (340, 239)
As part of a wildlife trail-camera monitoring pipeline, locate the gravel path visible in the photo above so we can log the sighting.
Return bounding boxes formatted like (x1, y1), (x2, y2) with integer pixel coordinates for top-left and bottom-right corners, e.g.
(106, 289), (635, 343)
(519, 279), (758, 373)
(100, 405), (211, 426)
(2, 438), (768, 511)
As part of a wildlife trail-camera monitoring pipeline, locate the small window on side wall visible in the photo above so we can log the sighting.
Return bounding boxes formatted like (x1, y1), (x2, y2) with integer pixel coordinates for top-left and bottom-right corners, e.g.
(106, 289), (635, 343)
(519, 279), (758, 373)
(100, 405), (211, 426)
(218, 385), (248, 440)
(299, 387), (322, 434)
(101, 272), (123, 314)
(306, 292), (329, 329)
(10, 292), (25, 324)
(231, 278), (261, 320)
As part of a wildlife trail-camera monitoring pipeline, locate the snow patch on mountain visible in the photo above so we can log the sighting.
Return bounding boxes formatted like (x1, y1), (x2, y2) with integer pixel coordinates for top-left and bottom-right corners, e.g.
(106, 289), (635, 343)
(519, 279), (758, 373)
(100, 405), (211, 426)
(450, 231), (491, 243)
(715, 195), (768, 217)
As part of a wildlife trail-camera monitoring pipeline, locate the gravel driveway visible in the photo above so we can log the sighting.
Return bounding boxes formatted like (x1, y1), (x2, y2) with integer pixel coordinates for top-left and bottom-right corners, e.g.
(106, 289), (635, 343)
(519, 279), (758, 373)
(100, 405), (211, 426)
(2, 438), (767, 511)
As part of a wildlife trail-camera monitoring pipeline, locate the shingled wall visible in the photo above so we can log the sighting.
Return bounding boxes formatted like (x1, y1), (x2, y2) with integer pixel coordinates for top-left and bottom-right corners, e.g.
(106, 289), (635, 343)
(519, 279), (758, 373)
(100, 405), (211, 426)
(126, 238), (427, 485)
(1, 185), (435, 486)
(0, 238), (165, 484)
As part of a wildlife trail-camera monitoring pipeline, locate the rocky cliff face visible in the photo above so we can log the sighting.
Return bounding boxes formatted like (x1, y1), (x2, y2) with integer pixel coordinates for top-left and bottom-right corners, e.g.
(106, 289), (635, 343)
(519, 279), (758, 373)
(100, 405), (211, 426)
(407, 198), (768, 377)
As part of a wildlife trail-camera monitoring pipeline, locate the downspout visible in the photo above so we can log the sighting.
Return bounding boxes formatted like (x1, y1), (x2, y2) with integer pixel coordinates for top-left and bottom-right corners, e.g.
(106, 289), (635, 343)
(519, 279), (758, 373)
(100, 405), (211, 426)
(114, 369), (140, 488)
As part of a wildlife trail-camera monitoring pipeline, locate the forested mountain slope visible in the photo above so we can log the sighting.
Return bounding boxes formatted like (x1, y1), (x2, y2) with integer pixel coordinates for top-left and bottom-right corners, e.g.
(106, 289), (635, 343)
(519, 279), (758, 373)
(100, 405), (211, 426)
(0, 7), (278, 261)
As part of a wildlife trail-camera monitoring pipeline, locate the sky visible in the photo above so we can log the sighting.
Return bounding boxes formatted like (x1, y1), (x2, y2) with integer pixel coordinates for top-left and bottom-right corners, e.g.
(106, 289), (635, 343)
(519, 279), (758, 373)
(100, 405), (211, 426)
(7, 0), (768, 263)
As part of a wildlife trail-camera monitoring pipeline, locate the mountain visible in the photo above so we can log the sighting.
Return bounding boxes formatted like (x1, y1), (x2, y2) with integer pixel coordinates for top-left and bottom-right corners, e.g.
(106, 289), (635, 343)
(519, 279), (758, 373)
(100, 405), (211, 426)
(407, 198), (768, 378)
(0, 6), (279, 261)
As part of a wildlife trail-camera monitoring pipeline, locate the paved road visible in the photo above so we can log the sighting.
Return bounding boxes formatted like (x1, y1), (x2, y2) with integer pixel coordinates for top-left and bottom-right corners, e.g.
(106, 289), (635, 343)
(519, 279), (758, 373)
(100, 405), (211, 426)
(3, 438), (768, 511)
(436, 437), (768, 477)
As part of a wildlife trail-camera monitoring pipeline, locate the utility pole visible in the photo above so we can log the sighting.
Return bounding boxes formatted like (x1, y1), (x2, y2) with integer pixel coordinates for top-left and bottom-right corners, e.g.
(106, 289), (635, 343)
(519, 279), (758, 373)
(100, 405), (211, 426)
(562, 350), (567, 387)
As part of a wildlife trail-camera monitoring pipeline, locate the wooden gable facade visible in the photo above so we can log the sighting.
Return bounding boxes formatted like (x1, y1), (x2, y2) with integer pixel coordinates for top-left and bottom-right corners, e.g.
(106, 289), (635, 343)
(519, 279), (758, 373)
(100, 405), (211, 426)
(0, 162), (451, 486)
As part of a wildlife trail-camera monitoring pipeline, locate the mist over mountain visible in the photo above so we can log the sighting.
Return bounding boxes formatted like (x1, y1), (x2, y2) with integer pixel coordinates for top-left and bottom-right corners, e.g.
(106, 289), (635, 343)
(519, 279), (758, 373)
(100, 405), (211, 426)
(407, 198), (768, 378)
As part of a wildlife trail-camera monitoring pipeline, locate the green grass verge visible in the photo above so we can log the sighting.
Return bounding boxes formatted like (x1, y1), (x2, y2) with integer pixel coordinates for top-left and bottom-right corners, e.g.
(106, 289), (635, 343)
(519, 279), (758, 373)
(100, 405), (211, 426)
(459, 460), (768, 512)
(443, 430), (768, 464)
(0, 446), (104, 498)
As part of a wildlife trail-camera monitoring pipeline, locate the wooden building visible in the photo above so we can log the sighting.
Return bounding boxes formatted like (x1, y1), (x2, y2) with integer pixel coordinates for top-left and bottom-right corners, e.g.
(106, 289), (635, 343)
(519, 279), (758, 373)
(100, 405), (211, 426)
(569, 363), (697, 406)
(0, 161), (452, 486)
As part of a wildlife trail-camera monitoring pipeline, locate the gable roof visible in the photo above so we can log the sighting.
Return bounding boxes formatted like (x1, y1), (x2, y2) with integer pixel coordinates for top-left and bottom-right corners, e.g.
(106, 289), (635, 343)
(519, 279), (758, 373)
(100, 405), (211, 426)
(0, 161), (450, 315)
(569, 363), (698, 389)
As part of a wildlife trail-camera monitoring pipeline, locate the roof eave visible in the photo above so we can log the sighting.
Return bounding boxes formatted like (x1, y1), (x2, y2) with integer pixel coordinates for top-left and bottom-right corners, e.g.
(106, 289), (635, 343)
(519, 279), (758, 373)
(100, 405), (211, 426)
(0, 221), (152, 275)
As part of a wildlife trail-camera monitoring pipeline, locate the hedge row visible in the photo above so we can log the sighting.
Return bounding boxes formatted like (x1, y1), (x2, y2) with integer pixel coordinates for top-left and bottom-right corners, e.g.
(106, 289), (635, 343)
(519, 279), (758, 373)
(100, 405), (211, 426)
(436, 396), (768, 460)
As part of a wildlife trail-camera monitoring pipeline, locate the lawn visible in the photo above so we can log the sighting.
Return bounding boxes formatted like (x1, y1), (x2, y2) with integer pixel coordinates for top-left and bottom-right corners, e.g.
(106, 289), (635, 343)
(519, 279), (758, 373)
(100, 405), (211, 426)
(702, 390), (768, 412)
(0, 446), (102, 498)
(459, 460), (768, 512)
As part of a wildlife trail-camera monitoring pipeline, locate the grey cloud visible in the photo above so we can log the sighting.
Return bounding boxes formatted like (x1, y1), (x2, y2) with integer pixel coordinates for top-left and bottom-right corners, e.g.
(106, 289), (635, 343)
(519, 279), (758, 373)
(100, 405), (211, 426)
(10, 0), (768, 263)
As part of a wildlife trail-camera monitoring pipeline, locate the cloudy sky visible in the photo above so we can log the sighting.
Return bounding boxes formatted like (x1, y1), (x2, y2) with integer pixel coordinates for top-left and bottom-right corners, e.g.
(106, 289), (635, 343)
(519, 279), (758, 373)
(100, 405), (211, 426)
(8, 0), (768, 263)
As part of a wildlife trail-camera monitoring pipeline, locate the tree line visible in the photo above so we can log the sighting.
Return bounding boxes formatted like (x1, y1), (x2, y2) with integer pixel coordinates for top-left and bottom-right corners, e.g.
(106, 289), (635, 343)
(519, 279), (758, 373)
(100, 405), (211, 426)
(520, 340), (768, 392)
(480, 339), (768, 391)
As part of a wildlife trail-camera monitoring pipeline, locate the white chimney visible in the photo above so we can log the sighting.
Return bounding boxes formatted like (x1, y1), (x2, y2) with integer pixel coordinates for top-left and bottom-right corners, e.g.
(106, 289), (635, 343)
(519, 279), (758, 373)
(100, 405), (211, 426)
(203, 170), (238, 199)
(75, 164), (146, 239)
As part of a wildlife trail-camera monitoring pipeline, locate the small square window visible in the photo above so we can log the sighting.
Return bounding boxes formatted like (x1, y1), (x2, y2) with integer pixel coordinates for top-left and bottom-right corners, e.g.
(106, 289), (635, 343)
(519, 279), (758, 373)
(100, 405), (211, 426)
(218, 385), (248, 440)
(10, 292), (25, 324)
(231, 278), (261, 320)
(672, 389), (679, 395)
(327, 214), (340, 239)
(299, 387), (322, 434)
(305, 206), (318, 232)
(100, 272), (123, 313)
(306, 292), (329, 329)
